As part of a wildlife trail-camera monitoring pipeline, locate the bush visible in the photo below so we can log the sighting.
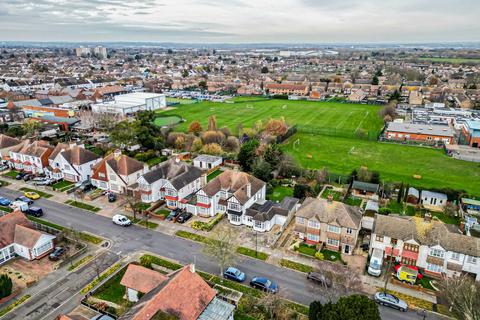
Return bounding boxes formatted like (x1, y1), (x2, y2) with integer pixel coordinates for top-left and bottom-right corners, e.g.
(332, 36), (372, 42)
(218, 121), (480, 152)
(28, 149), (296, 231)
(134, 150), (157, 162)
(0, 274), (13, 299)
(315, 252), (324, 260)
(378, 208), (391, 215)
(191, 214), (224, 231)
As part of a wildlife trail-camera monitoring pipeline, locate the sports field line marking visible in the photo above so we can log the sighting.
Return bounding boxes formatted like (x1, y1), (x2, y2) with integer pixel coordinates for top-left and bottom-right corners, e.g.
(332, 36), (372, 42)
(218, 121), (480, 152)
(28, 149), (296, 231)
(336, 111), (353, 129)
(354, 111), (369, 133)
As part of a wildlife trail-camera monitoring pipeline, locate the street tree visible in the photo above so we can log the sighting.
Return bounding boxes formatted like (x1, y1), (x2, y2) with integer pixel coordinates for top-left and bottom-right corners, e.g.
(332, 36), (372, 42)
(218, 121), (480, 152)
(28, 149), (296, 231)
(439, 275), (480, 320)
(203, 226), (237, 276)
(0, 274), (13, 299)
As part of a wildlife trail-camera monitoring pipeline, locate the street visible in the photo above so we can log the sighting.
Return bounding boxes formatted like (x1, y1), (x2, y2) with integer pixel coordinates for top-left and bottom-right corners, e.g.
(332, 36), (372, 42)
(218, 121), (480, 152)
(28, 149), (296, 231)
(0, 187), (446, 320)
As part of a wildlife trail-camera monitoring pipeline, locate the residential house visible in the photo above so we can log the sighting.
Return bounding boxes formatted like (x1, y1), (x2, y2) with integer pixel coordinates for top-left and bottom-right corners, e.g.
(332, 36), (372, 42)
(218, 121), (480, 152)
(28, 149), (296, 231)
(8, 139), (54, 174)
(138, 159), (205, 207)
(119, 264), (235, 320)
(120, 264), (167, 303)
(0, 134), (21, 160)
(420, 190), (447, 210)
(193, 155), (223, 171)
(46, 144), (101, 182)
(351, 181), (379, 199)
(293, 197), (362, 255)
(265, 83), (309, 96)
(244, 197), (299, 232)
(190, 170), (266, 222)
(91, 150), (146, 194)
(0, 211), (56, 265)
(370, 214), (480, 280)
(385, 122), (455, 145)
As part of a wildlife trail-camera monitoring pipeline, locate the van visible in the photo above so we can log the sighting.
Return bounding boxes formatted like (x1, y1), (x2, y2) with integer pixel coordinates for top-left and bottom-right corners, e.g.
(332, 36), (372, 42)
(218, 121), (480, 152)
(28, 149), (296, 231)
(9, 200), (29, 212)
(24, 207), (43, 217)
(368, 248), (384, 277)
(396, 266), (418, 284)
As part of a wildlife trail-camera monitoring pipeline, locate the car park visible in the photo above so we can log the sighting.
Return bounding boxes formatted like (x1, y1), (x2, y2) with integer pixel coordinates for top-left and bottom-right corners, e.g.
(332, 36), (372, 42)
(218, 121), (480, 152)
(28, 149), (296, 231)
(374, 291), (408, 312)
(24, 191), (40, 200)
(176, 211), (192, 223)
(15, 196), (34, 205)
(48, 247), (66, 261)
(112, 214), (132, 226)
(306, 271), (332, 288)
(249, 277), (278, 293)
(223, 267), (246, 282)
(24, 207), (43, 217)
(0, 197), (11, 206)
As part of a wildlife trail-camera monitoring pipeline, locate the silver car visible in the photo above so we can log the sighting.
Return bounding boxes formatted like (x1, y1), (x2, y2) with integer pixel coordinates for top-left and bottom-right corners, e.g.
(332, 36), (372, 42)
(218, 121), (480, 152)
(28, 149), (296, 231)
(374, 291), (408, 312)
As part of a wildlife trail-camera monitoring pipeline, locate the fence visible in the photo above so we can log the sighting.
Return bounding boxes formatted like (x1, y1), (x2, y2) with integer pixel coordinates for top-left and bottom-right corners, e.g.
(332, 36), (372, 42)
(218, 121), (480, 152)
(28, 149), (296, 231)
(296, 125), (380, 141)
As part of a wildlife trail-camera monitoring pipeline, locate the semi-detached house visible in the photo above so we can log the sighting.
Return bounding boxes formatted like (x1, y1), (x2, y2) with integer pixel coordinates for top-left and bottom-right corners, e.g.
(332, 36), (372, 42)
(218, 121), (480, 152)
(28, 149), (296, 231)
(138, 159), (205, 208)
(293, 197), (362, 255)
(189, 170), (266, 223)
(91, 150), (146, 194)
(370, 214), (480, 281)
(8, 139), (54, 174)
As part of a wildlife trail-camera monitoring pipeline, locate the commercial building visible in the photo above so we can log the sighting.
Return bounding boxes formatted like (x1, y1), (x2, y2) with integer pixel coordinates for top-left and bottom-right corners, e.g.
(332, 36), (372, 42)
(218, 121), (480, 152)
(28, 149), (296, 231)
(385, 122), (455, 145)
(462, 120), (480, 148)
(92, 92), (166, 115)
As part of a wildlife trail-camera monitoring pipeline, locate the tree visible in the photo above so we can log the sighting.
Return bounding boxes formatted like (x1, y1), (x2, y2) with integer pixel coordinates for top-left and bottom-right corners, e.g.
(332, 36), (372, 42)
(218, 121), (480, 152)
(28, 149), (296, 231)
(309, 295), (380, 320)
(111, 121), (138, 147)
(0, 274), (13, 299)
(191, 137), (203, 152)
(6, 125), (25, 138)
(370, 171), (380, 184)
(259, 292), (290, 320)
(223, 136), (240, 153)
(294, 184), (312, 199)
(278, 155), (302, 178)
(264, 118), (288, 136)
(188, 121), (203, 134)
(203, 227), (237, 276)
(252, 159), (272, 182)
(124, 193), (144, 221)
(315, 168), (329, 184)
(202, 131), (225, 145)
(439, 275), (480, 320)
(261, 66), (269, 74)
(357, 166), (372, 183)
(443, 202), (458, 217)
(198, 80), (208, 90)
(201, 143), (223, 155)
(237, 139), (259, 171)
(372, 75), (379, 85)
(207, 115), (217, 131)
(263, 143), (283, 168)
(22, 119), (42, 137)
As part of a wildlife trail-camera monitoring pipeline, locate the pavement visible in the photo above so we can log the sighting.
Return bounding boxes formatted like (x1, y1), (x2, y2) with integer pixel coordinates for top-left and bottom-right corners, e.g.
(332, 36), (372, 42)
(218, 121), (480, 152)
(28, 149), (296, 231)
(0, 185), (449, 320)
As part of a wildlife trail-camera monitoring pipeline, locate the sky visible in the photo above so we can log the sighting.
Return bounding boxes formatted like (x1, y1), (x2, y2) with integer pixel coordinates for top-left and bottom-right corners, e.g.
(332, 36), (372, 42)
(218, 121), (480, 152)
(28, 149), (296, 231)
(0, 0), (479, 43)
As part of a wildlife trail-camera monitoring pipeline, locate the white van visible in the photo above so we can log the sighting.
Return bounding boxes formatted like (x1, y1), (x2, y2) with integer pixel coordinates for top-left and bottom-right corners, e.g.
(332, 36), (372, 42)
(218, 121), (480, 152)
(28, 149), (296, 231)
(368, 248), (384, 277)
(9, 200), (29, 212)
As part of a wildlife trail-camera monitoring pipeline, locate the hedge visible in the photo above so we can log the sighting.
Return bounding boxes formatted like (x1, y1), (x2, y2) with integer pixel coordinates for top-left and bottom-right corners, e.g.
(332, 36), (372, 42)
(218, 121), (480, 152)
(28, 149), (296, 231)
(191, 214), (224, 232)
(236, 247), (269, 261)
(280, 259), (313, 273)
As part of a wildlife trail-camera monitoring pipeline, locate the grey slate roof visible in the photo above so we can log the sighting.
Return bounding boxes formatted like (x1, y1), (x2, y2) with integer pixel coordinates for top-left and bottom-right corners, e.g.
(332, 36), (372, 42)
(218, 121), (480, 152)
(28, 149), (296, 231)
(352, 180), (379, 193)
(194, 154), (222, 163)
(246, 197), (299, 223)
(386, 122), (454, 137)
(142, 159), (203, 190)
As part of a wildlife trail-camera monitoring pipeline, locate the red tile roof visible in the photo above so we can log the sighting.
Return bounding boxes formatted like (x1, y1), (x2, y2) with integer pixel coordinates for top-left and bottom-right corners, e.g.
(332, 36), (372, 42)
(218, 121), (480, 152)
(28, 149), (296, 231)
(0, 210), (35, 247)
(120, 264), (167, 294)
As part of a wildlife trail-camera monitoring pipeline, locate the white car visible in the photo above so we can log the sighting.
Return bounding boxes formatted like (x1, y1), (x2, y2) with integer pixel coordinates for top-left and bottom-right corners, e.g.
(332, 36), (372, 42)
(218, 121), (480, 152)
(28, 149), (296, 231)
(112, 214), (132, 226)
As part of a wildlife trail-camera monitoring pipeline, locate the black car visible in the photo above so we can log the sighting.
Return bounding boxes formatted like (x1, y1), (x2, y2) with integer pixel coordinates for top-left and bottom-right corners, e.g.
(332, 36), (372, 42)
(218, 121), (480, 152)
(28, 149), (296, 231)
(176, 211), (192, 223)
(23, 174), (34, 181)
(166, 209), (181, 221)
(48, 247), (66, 261)
(15, 172), (27, 180)
(15, 196), (34, 205)
(24, 207), (43, 217)
(79, 182), (95, 192)
(107, 192), (117, 202)
(307, 272), (332, 288)
(249, 277), (279, 294)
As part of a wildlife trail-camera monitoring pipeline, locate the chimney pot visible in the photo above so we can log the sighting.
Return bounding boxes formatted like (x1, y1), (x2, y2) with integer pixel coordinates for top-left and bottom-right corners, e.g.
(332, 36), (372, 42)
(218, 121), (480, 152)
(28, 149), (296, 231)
(190, 264), (195, 273)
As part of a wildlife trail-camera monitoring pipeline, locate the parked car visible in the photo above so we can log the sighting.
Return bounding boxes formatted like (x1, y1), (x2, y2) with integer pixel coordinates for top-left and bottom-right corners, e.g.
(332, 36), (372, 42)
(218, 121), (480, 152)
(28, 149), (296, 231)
(10, 200), (29, 211)
(166, 209), (181, 221)
(0, 165), (9, 171)
(249, 277), (278, 294)
(15, 172), (27, 180)
(107, 192), (117, 203)
(307, 271), (332, 288)
(24, 191), (40, 200)
(176, 211), (192, 223)
(374, 291), (408, 312)
(22, 174), (34, 181)
(33, 179), (53, 186)
(49, 247), (66, 261)
(0, 197), (11, 206)
(112, 214), (132, 226)
(223, 267), (246, 282)
(24, 207), (43, 217)
(15, 196), (33, 205)
(78, 181), (95, 192)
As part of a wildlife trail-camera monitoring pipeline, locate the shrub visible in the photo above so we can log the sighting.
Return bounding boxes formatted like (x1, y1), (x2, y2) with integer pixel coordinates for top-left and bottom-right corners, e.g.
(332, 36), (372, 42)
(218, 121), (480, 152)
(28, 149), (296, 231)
(315, 252), (324, 260)
(378, 208), (391, 215)
(0, 274), (13, 299)
(191, 214), (223, 231)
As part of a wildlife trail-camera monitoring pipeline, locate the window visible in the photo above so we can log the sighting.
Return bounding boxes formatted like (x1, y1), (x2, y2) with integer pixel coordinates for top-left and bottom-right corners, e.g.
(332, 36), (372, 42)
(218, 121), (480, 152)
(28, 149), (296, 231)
(327, 238), (340, 246)
(467, 256), (478, 264)
(429, 249), (444, 258)
(346, 228), (353, 235)
(297, 217), (305, 225)
(426, 263), (442, 273)
(404, 243), (419, 253)
(99, 172), (105, 178)
(401, 257), (416, 266)
(375, 235), (384, 242)
(450, 252), (460, 261)
(230, 214), (241, 222)
(391, 238), (398, 245)
(308, 220), (320, 229)
(228, 203), (241, 212)
(255, 221), (263, 229)
(327, 225), (340, 233)
(64, 164), (71, 171)
(35, 241), (52, 256)
(307, 234), (319, 242)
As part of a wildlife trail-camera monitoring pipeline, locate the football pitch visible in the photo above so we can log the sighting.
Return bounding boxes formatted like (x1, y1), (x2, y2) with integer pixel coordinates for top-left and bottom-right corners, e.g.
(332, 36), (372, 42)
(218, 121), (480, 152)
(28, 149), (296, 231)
(283, 133), (480, 194)
(156, 99), (384, 135)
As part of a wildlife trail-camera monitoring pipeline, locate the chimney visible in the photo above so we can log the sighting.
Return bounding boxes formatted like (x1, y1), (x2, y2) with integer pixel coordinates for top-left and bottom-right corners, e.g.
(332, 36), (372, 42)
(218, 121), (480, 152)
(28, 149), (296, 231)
(113, 149), (122, 159)
(189, 264), (195, 273)
(246, 183), (251, 198)
(424, 212), (432, 223)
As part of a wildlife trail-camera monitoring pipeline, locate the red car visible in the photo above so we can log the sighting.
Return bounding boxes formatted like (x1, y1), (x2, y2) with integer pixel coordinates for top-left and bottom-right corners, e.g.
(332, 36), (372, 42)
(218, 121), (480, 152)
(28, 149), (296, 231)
(394, 263), (423, 279)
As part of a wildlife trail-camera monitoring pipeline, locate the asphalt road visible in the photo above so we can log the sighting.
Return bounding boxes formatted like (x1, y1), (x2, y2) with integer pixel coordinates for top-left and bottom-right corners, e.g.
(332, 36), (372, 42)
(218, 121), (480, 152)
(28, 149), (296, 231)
(0, 188), (446, 320)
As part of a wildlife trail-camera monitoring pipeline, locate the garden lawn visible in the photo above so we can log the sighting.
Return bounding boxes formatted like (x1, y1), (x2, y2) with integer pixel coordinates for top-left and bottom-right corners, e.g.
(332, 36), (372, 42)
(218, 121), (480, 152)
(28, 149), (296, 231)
(296, 243), (317, 257)
(65, 200), (101, 213)
(236, 246), (269, 261)
(283, 133), (480, 195)
(320, 249), (342, 263)
(268, 185), (293, 202)
(93, 266), (128, 305)
(156, 99), (383, 136)
(207, 169), (223, 182)
(2, 170), (19, 179)
(320, 189), (343, 201)
(52, 180), (75, 192)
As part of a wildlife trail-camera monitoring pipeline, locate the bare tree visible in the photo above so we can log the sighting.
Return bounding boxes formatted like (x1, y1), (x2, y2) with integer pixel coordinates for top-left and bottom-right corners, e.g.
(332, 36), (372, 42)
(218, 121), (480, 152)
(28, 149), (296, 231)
(259, 292), (291, 320)
(439, 275), (480, 320)
(91, 253), (109, 280)
(124, 193), (143, 221)
(203, 226), (237, 276)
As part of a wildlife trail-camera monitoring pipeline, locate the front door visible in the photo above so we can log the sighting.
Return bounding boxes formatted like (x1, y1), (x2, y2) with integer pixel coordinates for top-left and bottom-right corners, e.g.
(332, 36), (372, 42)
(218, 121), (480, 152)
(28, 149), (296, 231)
(344, 245), (350, 254)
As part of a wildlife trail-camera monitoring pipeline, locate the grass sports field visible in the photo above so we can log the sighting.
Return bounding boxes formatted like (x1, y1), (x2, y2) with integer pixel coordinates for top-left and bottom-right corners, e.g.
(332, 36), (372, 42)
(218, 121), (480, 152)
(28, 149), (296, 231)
(166, 97), (198, 104)
(156, 99), (383, 135)
(153, 115), (182, 127)
(283, 133), (480, 194)
(418, 57), (480, 64)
